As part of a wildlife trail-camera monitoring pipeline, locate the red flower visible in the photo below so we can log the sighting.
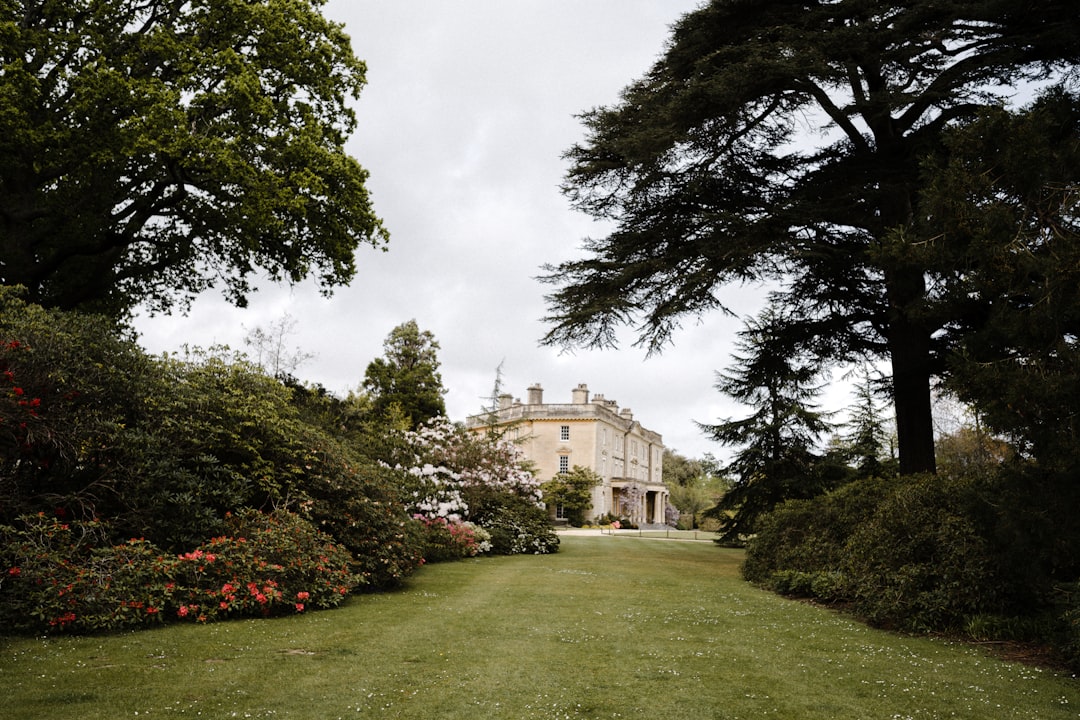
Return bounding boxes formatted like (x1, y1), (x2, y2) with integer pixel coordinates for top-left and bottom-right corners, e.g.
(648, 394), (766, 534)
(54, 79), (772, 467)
(296, 591), (310, 600)
(177, 606), (189, 618)
(6, 567), (20, 577)
(295, 603), (305, 612)
(147, 606), (159, 615)
(13, 387), (23, 396)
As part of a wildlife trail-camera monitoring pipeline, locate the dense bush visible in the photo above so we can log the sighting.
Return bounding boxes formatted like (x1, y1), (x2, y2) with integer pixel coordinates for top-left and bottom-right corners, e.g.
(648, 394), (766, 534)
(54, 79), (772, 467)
(0, 288), (158, 528)
(414, 516), (491, 562)
(745, 473), (1020, 632)
(839, 475), (1000, 631)
(743, 476), (889, 585)
(1, 292), (425, 600)
(0, 510), (361, 634)
(390, 418), (558, 555)
(478, 496), (561, 555)
(0, 514), (171, 633)
(168, 509), (361, 622)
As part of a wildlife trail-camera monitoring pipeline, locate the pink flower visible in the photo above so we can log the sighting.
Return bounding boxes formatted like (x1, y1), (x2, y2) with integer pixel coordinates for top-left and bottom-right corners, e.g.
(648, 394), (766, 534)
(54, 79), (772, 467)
(255, 593), (268, 604)
(296, 591), (310, 600)
(295, 603), (305, 612)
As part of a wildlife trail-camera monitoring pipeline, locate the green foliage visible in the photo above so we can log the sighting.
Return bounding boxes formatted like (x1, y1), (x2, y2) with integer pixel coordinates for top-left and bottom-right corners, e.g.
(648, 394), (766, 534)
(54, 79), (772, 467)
(541, 465), (600, 526)
(293, 440), (424, 588)
(746, 473), (1036, 633)
(839, 367), (897, 479)
(480, 496), (560, 555)
(0, 514), (171, 634)
(701, 308), (841, 542)
(1, 292), (424, 591)
(923, 89), (1080, 469)
(543, 0), (1080, 474)
(840, 475), (999, 631)
(169, 509), (360, 623)
(413, 517), (490, 563)
(0, 287), (158, 525)
(363, 320), (447, 430)
(0, 0), (386, 317)
(743, 476), (889, 585)
(0, 510), (360, 634)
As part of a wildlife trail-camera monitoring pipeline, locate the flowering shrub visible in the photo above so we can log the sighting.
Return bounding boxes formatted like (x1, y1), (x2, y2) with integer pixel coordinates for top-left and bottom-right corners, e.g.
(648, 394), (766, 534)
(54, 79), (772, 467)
(169, 509), (361, 623)
(294, 443), (425, 588)
(414, 515), (491, 562)
(0, 339), (46, 463)
(0, 510), (361, 634)
(398, 417), (543, 518)
(0, 514), (172, 633)
(482, 500), (560, 555)
(392, 417), (556, 554)
(1, 291), (154, 530)
(616, 482), (645, 523)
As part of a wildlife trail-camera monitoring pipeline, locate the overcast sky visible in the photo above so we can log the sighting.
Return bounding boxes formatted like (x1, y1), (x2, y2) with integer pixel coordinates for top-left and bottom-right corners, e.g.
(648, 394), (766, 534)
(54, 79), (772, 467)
(133, 0), (852, 460)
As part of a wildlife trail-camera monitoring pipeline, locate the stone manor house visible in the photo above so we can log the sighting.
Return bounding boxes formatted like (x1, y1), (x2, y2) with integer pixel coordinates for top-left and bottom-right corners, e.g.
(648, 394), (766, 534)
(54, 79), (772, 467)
(465, 383), (669, 526)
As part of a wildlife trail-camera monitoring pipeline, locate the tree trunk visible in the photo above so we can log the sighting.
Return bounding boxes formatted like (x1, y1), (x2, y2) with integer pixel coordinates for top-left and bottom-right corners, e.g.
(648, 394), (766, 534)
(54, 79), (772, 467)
(886, 272), (938, 475)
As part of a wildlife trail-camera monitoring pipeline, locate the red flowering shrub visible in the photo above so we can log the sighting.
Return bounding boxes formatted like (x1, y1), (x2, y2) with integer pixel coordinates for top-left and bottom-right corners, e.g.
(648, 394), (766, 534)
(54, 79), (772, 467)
(0, 514), (173, 633)
(0, 510), (361, 633)
(169, 509), (361, 623)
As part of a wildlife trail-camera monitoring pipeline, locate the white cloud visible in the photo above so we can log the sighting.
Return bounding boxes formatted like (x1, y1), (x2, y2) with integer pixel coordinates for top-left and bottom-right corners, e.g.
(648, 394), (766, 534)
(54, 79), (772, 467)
(134, 0), (857, 462)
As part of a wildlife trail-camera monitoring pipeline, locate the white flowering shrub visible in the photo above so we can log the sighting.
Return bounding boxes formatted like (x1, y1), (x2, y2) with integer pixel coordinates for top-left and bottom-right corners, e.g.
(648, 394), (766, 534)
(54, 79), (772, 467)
(394, 418), (556, 555)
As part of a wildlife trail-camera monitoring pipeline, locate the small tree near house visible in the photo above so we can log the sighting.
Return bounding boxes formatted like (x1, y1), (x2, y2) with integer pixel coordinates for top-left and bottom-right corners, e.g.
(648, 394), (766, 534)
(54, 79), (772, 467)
(541, 466), (601, 527)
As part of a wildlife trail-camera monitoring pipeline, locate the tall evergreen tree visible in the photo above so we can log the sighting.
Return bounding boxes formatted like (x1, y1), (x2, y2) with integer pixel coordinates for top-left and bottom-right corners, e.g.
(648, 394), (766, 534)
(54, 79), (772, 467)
(542, 0), (1080, 474)
(921, 89), (1080, 468)
(843, 366), (896, 478)
(700, 309), (834, 542)
(363, 320), (447, 430)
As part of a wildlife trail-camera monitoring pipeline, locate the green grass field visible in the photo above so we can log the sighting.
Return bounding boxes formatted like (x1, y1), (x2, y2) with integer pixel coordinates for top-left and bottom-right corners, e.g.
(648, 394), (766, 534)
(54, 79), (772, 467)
(3, 536), (1077, 719)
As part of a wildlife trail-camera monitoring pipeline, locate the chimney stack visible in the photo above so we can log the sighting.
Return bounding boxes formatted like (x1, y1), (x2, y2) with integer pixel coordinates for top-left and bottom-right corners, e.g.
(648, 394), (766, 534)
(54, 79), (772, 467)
(527, 383), (544, 405)
(571, 383), (590, 404)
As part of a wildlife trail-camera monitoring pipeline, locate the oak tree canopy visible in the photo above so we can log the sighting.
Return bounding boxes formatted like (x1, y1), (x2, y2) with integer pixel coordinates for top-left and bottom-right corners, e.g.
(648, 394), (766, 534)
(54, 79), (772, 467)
(0, 0), (387, 317)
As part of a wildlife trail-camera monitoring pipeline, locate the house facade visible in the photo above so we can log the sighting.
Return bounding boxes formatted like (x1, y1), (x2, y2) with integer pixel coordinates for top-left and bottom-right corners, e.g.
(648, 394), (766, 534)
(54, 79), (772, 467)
(465, 383), (669, 526)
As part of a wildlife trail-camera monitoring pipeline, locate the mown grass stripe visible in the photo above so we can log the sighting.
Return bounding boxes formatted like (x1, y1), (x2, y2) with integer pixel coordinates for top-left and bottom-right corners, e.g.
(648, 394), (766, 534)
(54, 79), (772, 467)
(2, 537), (1077, 719)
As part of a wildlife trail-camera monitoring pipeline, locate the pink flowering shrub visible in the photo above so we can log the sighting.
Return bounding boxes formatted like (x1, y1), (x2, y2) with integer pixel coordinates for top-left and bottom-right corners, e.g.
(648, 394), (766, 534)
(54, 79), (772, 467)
(413, 515), (491, 562)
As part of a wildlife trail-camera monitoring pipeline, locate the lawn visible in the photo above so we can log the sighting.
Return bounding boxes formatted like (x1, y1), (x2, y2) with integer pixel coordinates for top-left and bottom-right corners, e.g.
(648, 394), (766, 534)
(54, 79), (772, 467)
(2, 536), (1078, 719)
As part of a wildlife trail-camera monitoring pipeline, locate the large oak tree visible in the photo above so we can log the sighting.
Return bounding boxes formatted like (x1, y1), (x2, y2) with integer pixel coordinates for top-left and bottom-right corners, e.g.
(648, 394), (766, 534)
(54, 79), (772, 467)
(541, 0), (1080, 474)
(0, 0), (386, 317)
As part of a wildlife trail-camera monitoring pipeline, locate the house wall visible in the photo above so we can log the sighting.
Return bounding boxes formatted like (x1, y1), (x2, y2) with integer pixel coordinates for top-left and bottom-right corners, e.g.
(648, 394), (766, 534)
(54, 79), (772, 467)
(466, 383), (668, 525)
